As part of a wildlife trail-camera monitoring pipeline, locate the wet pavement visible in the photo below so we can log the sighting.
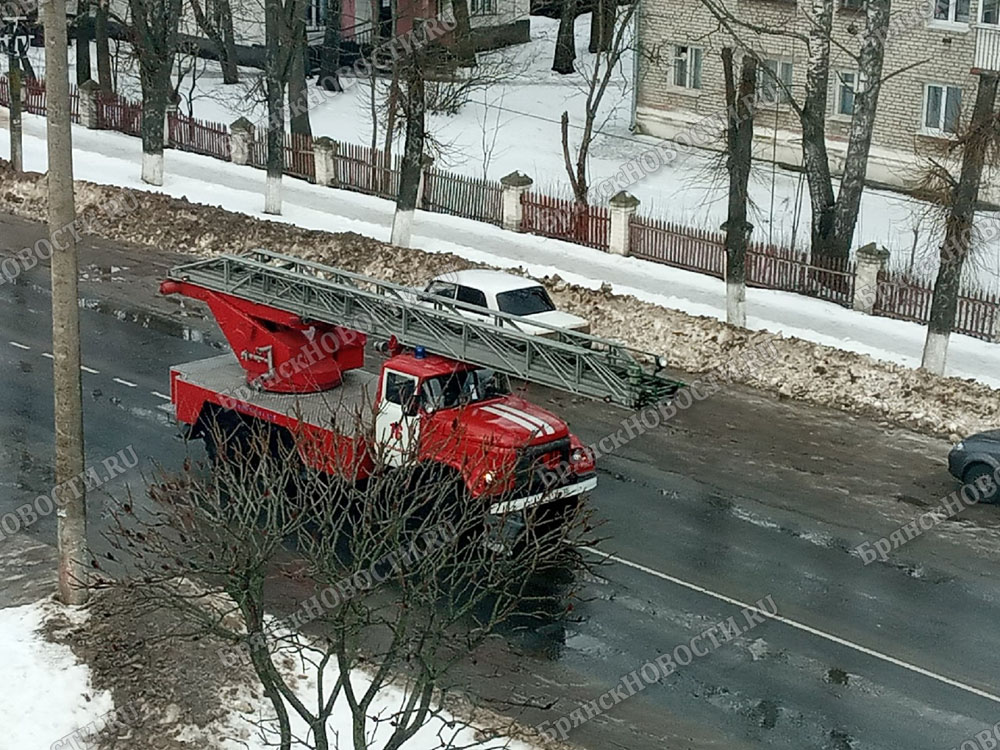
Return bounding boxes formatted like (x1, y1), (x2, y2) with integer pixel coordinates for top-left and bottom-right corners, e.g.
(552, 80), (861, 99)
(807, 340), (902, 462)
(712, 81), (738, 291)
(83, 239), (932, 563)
(3, 212), (1000, 750)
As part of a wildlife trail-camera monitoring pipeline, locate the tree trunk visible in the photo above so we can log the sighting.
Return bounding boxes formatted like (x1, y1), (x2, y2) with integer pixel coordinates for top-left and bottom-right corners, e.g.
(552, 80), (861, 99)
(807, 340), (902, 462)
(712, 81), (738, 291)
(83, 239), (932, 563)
(722, 49), (756, 329)
(8, 54), (23, 172)
(450, 0), (476, 67)
(218, 0), (240, 84)
(552, 0), (577, 74)
(44, 0), (90, 607)
(288, 34), (312, 137)
(391, 66), (424, 247)
(589, 0), (613, 52)
(319, 0), (343, 91)
(828, 0), (890, 266)
(921, 72), (999, 374)
(95, 0), (113, 92)
(798, 0), (838, 277)
(75, 0), (93, 84)
(265, 75), (285, 214)
(139, 66), (170, 185)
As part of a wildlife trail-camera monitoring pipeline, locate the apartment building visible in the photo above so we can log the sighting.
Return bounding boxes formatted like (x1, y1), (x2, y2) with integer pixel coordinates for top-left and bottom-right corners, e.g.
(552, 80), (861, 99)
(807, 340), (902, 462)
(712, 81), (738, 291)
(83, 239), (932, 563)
(633, 0), (1000, 191)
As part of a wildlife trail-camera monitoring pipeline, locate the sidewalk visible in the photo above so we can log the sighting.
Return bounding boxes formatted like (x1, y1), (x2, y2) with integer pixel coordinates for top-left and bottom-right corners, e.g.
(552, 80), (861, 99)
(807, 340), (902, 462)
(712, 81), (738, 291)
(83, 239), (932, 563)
(3, 113), (999, 389)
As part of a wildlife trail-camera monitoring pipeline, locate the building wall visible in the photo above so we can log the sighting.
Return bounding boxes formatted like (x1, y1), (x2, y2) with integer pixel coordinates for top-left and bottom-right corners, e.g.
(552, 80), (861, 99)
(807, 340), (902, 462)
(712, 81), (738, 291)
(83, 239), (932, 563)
(634, 0), (986, 192)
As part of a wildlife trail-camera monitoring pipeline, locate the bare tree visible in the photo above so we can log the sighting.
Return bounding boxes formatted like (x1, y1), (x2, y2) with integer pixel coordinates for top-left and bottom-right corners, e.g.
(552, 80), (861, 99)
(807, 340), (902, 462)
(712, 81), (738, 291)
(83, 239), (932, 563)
(552, 0), (577, 74)
(919, 72), (1000, 374)
(560, 0), (635, 204)
(95, 0), (113, 91)
(2, 22), (25, 171)
(102, 409), (592, 750)
(189, 0), (240, 84)
(263, 0), (308, 213)
(721, 48), (756, 328)
(44, 0), (89, 606)
(288, 27), (312, 137)
(450, 0), (476, 68)
(696, 0), (893, 270)
(128, 0), (183, 185)
(74, 0), (93, 85)
(319, 0), (343, 91)
(588, 0), (614, 53)
(391, 54), (425, 246)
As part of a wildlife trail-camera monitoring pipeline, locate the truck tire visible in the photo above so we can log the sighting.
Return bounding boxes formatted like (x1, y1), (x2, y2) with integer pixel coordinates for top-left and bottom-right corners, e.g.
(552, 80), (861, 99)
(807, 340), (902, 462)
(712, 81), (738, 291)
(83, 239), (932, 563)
(964, 464), (1000, 504)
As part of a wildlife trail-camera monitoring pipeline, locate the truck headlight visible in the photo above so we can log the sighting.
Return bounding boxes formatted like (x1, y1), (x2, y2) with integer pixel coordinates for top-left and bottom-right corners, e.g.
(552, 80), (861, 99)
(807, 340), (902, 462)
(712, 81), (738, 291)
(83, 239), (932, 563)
(954, 441), (965, 452)
(482, 471), (496, 485)
(571, 448), (586, 463)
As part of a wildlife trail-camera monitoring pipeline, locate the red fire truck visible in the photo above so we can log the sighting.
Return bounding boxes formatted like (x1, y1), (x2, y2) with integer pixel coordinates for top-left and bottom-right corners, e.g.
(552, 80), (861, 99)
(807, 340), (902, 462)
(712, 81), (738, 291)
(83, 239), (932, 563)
(161, 249), (682, 514)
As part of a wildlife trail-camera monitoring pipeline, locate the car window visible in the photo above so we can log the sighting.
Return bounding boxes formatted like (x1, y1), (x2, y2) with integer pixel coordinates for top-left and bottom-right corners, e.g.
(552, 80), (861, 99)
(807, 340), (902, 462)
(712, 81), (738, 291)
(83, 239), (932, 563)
(383, 371), (417, 409)
(420, 368), (510, 410)
(425, 281), (456, 298)
(456, 285), (488, 308)
(495, 286), (556, 316)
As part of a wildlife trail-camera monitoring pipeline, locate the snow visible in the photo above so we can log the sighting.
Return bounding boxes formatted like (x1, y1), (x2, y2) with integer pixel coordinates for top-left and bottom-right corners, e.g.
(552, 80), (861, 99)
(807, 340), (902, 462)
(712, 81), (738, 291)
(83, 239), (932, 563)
(0, 600), (115, 749)
(0, 599), (540, 750)
(11, 15), (1000, 291)
(189, 623), (540, 750)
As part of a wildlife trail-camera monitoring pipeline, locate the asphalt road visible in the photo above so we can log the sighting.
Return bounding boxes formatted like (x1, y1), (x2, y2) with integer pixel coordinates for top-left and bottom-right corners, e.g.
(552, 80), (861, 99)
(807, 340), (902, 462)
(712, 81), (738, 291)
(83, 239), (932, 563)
(3, 212), (1000, 750)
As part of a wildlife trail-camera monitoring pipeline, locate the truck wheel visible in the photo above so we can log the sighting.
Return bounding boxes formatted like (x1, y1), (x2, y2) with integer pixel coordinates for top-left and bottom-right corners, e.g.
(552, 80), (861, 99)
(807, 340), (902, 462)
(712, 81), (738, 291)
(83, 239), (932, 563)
(963, 464), (1000, 504)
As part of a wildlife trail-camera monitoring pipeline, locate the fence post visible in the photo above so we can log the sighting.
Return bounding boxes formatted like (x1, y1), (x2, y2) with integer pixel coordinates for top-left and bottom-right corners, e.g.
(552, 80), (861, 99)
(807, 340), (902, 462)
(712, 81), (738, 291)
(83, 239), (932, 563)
(313, 136), (337, 186)
(609, 191), (640, 256)
(500, 171), (533, 232)
(852, 242), (889, 314)
(79, 79), (100, 129)
(230, 117), (254, 166)
(419, 154), (434, 209)
(165, 99), (178, 144)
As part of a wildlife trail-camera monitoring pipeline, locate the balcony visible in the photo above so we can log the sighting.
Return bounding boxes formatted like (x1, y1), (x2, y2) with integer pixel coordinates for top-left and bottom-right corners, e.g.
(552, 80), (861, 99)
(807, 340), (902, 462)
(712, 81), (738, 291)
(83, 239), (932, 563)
(974, 24), (1000, 72)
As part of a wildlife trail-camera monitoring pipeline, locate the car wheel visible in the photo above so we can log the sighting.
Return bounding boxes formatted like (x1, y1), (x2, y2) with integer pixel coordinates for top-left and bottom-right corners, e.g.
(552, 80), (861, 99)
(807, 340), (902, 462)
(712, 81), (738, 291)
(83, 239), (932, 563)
(963, 464), (1000, 504)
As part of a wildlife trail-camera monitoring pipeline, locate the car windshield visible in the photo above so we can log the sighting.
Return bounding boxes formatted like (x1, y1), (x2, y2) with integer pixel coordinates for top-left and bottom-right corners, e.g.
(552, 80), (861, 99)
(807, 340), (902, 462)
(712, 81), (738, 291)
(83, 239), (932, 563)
(495, 286), (556, 316)
(420, 368), (511, 411)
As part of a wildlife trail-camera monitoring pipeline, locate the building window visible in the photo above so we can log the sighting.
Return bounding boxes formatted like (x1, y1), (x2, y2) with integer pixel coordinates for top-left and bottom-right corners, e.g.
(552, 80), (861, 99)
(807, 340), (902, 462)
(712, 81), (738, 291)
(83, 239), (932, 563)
(835, 70), (861, 116)
(840, 0), (864, 10)
(982, 0), (999, 24)
(471, 0), (497, 14)
(759, 59), (793, 105)
(923, 83), (962, 133)
(672, 45), (703, 89)
(933, 0), (970, 23)
(306, 0), (325, 27)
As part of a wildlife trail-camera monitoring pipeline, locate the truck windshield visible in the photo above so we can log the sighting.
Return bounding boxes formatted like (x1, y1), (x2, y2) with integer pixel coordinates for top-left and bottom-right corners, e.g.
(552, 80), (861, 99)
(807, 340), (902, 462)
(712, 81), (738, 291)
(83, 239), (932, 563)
(420, 368), (511, 410)
(495, 286), (556, 316)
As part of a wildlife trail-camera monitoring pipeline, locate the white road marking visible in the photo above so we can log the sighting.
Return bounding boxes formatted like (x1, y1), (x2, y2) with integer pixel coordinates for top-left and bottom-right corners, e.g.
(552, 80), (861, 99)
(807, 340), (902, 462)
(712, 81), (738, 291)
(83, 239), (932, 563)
(41, 352), (53, 359)
(113, 377), (138, 388)
(151, 391), (171, 401)
(9, 341), (30, 350)
(80, 365), (99, 374)
(584, 547), (1000, 707)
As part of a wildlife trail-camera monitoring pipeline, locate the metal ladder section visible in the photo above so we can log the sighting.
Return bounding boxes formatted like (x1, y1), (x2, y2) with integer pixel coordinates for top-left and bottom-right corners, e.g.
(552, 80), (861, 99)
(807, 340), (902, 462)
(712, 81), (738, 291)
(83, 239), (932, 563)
(167, 248), (684, 409)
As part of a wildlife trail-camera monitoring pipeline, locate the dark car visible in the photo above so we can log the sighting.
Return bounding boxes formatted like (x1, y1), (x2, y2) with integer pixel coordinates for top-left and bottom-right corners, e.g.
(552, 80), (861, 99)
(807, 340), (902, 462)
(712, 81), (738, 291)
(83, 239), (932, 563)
(948, 430), (1000, 503)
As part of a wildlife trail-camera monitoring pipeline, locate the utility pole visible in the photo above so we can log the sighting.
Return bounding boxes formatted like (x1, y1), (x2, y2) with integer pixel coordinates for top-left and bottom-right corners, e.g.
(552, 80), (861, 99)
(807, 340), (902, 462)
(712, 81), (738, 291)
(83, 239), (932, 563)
(43, 0), (89, 605)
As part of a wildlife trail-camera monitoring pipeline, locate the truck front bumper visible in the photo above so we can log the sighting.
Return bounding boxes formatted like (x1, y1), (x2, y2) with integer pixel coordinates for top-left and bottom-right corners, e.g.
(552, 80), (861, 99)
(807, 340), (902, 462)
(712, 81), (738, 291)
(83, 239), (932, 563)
(488, 474), (597, 515)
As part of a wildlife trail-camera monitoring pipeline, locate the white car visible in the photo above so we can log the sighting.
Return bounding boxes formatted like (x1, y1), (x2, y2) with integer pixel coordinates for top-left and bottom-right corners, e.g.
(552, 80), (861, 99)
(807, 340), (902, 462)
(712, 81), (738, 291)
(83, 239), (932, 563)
(422, 270), (591, 338)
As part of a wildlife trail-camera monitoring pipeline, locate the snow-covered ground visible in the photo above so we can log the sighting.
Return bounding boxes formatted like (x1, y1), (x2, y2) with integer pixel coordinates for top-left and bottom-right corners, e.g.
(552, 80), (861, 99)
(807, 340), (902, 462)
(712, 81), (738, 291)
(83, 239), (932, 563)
(8, 15), (1000, 292)
(0, 600), (115, 749)
(1, 597), (539, 750)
